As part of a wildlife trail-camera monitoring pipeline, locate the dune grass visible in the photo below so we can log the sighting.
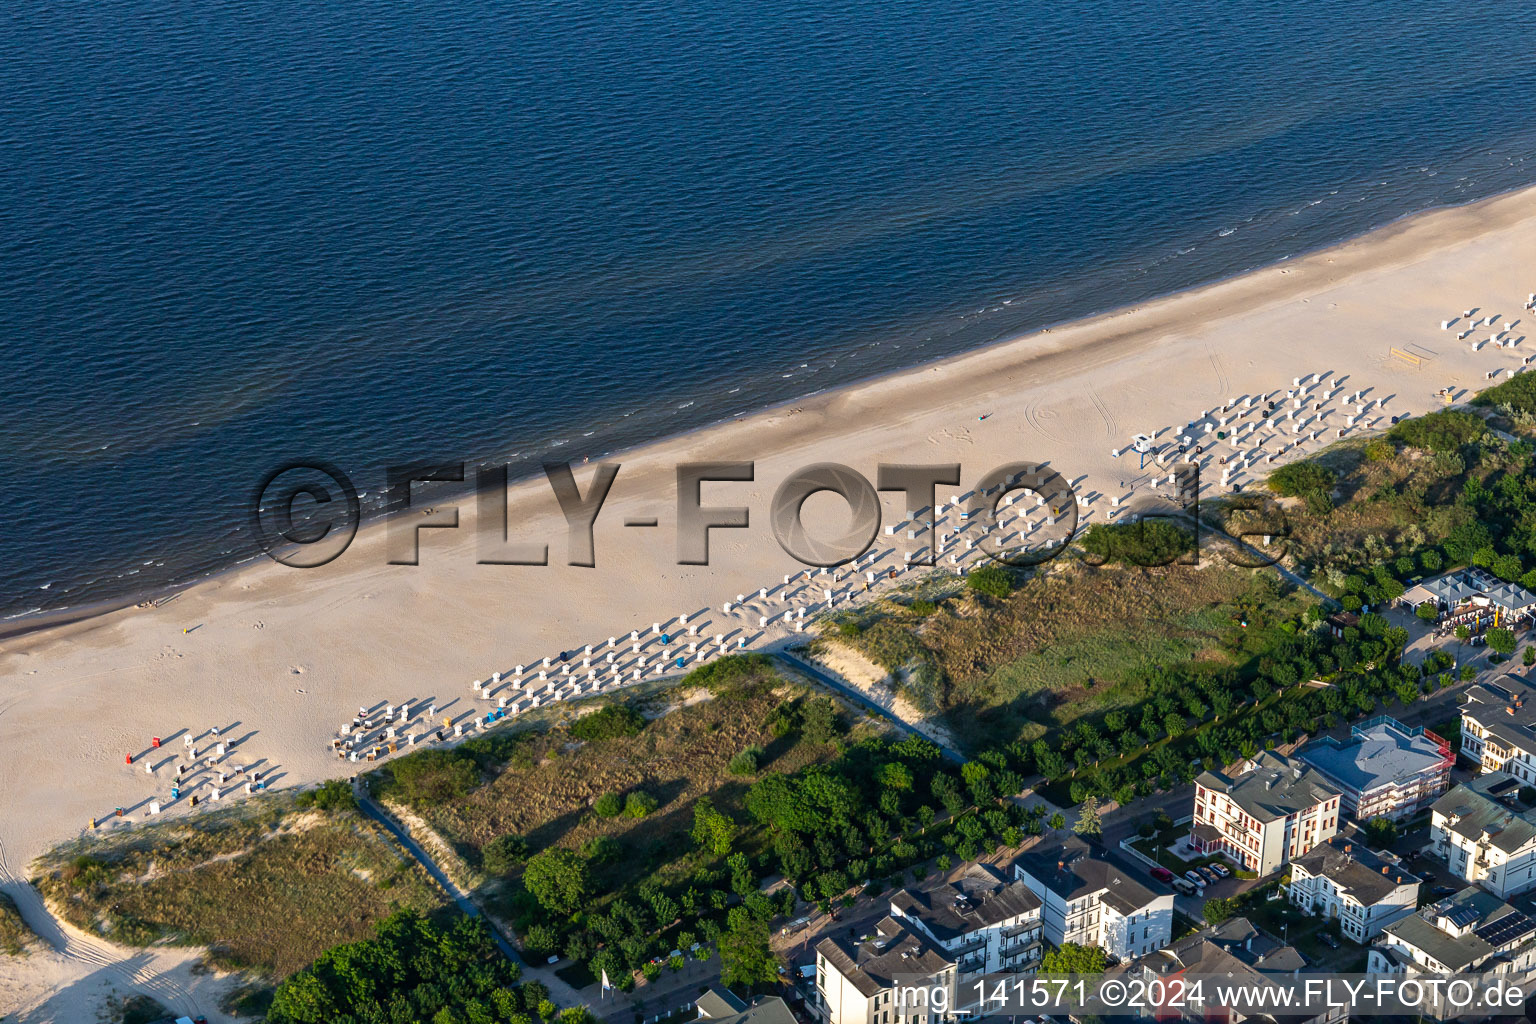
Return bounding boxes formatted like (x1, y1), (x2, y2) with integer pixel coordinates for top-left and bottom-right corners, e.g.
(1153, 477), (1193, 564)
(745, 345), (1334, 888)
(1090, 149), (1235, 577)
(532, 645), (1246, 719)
(32, 791), (446, 977)
(832, 562), (1300, 752)
(0, 890), (38, 956)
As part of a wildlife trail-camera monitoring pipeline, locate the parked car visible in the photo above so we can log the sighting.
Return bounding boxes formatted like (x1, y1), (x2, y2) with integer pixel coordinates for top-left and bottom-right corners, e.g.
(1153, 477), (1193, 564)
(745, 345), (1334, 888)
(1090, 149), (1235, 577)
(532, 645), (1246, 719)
(1184, 869), (1206, 887)
(1172, 878), (1196, 896)
(1319, 932), (1340, 949)
(1198, 866), (1220, 884)
(1431, 885), (1457, 898)
(1209, 862), (1231, 878)
(1150, 866), (1174, 883)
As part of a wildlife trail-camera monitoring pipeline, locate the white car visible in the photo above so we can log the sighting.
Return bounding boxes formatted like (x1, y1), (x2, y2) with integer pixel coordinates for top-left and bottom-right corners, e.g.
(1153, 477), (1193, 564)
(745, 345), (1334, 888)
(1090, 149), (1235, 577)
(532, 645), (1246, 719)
(1184, 869), (1206, 888)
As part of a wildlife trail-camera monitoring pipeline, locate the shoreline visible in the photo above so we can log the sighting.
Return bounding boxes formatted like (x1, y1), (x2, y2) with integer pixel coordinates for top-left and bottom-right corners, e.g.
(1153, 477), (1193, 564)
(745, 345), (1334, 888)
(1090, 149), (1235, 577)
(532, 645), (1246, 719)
(7, 180), (1536, 643)
(2, 183), (1535, 851)
(4, 174), (1536, 1020)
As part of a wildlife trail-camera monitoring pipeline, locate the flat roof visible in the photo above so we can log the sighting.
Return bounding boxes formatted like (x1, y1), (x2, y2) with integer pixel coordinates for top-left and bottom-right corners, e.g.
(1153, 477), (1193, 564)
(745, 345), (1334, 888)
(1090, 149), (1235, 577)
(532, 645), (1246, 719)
(1299, 717), (1450, 794)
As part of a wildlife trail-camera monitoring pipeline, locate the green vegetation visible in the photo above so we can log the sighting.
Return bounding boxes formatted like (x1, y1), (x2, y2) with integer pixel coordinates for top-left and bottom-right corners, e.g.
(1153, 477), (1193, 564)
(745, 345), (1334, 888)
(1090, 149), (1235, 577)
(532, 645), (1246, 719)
(1226, 413), (1536, 611)
(1388, 409), (1488, 453)
(1267, 460), (1336, 514)
(718, 907), (778, 988)
(570, 705), (645, 741)
(965, 564), (1015, 598)
(1079, 520), (1195, 567)
(1203, 896), (1238, 925)
(826, 560), (1317, 779)
(1362, 816), (1398, 848)
(0, 890), (37, 957)
(267, 910), (523, 1024)
(1040, 942), (1107, 974)
(364, 657), (1042, 993)
(32, 792), (445, 977)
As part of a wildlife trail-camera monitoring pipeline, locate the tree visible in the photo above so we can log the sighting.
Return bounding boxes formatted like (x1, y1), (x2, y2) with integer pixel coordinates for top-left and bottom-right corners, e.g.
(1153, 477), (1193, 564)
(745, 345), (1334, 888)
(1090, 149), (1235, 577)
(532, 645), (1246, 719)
(1525, 646), (1535, 668)
(1363, 817), (1398, 847)
(1040, 942), (1107, 975)
(1416, 602), (1438, 622)
(522, 848), (590, 915)
(1047, 812), (1066, 832)
(1073, 797), (1103, 838)
(1488, 628), (1517, 657)
(483, 834), (529, 875)
(267, 911), (518, 1024)
(1203, 897), (1237, 925)
(878, 762), (914, 792)
(692, 799), (738, 857)
(719, 909), (778, 988)
(801, 698), (843, 744)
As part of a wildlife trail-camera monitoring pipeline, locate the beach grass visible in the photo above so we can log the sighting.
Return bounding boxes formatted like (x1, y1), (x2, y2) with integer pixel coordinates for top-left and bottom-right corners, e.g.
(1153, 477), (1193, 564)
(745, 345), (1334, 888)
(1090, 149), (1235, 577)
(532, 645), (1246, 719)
(31, 791), (446, 977)
(368, 665), (879, 920)
(0, 889), (38, 956)
(832, 562), (1302, 752)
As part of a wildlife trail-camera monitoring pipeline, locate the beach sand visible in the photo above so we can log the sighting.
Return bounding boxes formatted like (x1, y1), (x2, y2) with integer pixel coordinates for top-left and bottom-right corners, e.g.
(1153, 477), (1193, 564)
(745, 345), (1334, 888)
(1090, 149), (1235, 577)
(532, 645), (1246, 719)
(3, 186), (1535, 1015)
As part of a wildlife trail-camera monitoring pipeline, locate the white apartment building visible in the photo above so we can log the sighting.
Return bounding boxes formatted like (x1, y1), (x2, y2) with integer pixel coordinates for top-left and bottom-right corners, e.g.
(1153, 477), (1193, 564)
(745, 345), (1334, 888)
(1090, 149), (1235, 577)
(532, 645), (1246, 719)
(1369, 887), (1536, 1018)
(889, 863), (1044, 976)
(1461, 679), (1536, 783)
(816, 916), (957, 1024)
(1192, 751), (1341, 876)
(1286, 836), (1419, 942)
(1298, 716), (1453, 821)
(1012, 836), (1173, 961)
(1430, 772), (1536, 899)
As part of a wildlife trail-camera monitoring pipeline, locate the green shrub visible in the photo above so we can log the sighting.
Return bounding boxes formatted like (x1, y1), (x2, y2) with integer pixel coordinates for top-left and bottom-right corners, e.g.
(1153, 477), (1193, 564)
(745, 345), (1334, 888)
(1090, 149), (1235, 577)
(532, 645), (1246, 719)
(966, 565), (1014, 598)
(683, 653), (775, 695)
(1388, 410), (1485, 452)
(593, 792), (623, 818)
(569, 705), (645, 742)
(624, 791), (659, 818)
(908, 599), (938, 616)
(728, 746), (764, 776)
(1267, 461), (1335, 498)
(294, 779), (355, 812)
(483, 833), (529, 875)
(1080, 520), (1194, 566)
(388, 749), (480, 806)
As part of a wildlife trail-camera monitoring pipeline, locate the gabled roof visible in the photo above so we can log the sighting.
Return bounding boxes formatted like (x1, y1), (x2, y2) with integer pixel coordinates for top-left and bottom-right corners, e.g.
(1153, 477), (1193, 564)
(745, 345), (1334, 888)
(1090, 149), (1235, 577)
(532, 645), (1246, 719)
(695, 990), (797, 1024)
(1462, 679), (1536, 753)
(1013, 836), (1160, 914)
(1290, 837), (1419, 905)
(1381, 887), (1525, 972)
(1132, 917), (1305, 977)
(1196, 751), (1340, 821)
(1410, 567), (1536, 614)
(889, 863), (1041, 940)
(1431, 773), (1536, 854)
(815, 916), (953, 998)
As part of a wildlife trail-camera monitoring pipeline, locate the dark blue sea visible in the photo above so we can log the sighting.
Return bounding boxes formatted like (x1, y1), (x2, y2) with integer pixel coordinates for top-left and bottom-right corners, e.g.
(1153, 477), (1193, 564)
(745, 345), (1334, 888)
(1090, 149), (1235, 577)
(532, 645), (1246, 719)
(3, 0), (1536, 622)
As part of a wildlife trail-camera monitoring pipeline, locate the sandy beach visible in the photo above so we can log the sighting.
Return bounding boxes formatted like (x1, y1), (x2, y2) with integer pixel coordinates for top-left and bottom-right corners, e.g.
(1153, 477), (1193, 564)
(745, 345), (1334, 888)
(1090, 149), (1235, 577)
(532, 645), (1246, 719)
(4, 185), (1536, 1016)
